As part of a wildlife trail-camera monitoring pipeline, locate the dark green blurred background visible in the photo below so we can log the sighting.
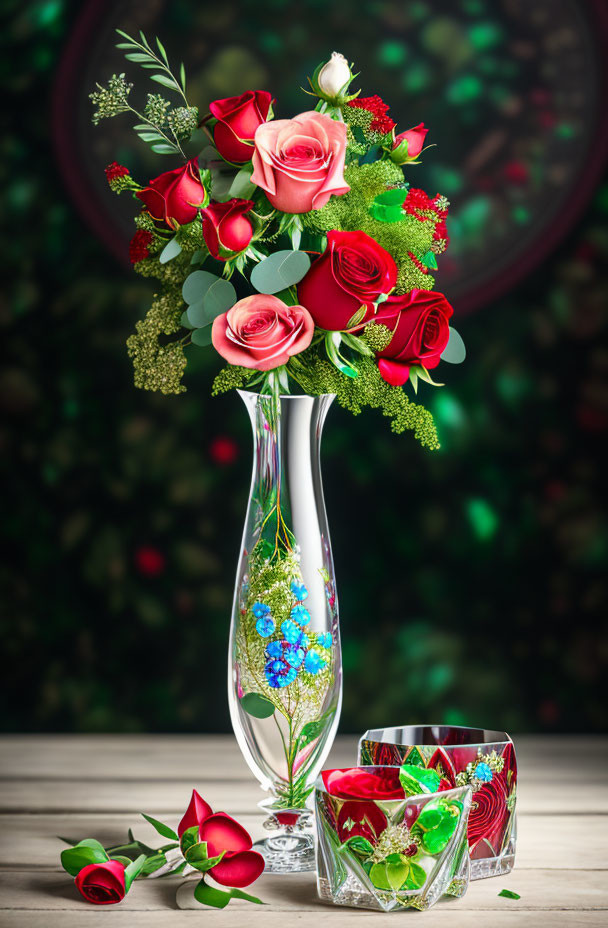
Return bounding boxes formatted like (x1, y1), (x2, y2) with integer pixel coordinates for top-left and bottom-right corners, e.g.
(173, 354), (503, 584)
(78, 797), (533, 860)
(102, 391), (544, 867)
(2, 0), (607, 734)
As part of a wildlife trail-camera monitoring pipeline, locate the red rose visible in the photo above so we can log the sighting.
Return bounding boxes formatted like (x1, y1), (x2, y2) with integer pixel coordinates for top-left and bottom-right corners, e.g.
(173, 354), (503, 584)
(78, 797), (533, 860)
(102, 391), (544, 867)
(75, 860), (126, 905)
(337, 799), (388, 844)
(209, 91), (273, 164)
(297, 230), (397, 331)
(201, 198), (254, 260)
(468, 776), (509, 853)
(177, 789), (264, 888)
(136, 158), (207, 230)
(374, 289), (453, 386)
(322, 767), (404, 800)
(391, 123), (428, 163)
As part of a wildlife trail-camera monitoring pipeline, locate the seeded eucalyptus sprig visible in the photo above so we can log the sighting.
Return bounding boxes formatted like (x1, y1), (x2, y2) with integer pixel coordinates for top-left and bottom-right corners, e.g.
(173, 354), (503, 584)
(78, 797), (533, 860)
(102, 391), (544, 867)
(90, 30), (197, 158)
(116, 29), (189, 103)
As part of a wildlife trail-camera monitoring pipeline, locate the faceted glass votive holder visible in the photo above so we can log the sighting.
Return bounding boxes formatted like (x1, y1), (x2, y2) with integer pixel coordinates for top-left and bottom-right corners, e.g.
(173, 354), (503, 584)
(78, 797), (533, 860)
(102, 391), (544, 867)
(358, 726), (517, 880)
(315, 766), (472, 912)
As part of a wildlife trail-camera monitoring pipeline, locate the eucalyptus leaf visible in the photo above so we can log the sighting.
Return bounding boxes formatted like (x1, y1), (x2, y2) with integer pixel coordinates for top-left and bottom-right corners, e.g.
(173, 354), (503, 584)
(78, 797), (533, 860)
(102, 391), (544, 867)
(191, 327), (213, 347)
(159, 237), (182, 264)
(181, 311), (195, 330)
(201, 277), (236, 320)
(150, 73), (179, 91)
(240, 692), (276, 719)
(441, 327), (466, 364)
(182, 270), (220, 305)
(250, 250), (311, 294)
(141, 813), (178, 841)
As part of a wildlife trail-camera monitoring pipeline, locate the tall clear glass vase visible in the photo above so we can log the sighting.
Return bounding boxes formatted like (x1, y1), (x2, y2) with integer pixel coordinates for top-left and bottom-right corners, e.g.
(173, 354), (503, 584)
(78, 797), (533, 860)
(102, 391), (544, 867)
(228, 391), (342, 872)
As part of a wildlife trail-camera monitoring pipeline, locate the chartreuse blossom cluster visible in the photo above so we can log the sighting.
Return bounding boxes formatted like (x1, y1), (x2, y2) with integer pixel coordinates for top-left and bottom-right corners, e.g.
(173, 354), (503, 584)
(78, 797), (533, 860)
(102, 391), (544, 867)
(92, 35), (464, 448)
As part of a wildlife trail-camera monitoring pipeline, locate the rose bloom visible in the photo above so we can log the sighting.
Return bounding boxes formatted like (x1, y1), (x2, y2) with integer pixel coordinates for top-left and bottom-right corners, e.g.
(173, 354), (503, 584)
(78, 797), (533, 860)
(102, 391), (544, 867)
(212, 294), (314, 371)
(336, 799), (388, 844)
(178, 789), (265, 888)
(209, 90), (273, 164)
(298, 229), (397, 330)
(251, 111), (349, 213)
(391, 123), (428, 163)
(136, 158), (206, 229)
(201, 198), (254, 260)
(322, 767), (405, 800)
(374, 289), (453, 386)
(75, 861), (126, 905)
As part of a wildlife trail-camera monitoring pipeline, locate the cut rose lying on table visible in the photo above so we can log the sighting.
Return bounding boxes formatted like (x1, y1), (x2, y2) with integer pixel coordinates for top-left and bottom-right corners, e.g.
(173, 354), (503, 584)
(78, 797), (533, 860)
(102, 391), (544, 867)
(59, 789), (265, 909)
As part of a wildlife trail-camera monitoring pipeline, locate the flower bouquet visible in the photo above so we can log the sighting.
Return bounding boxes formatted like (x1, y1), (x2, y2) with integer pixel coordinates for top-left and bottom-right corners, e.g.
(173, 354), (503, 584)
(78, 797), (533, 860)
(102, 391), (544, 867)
(91, 36), (464, 871)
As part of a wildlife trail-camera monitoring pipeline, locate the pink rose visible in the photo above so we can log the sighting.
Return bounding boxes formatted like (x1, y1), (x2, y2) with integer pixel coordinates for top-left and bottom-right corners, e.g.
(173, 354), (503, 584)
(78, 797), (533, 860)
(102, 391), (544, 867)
(251, 111), (349, 213)
(212, 294), (314, 370)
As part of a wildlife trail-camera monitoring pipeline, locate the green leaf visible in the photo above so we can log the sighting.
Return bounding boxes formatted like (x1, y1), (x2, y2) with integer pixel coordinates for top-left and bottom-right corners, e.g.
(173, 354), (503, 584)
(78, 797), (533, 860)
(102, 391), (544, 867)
(190, 249), (207, 266)
(155, 37), (168, 63)
(417, 366), (444, 387)
(297, 710), (334, 750)
(369, 188), (407, 223)
(151, 142), (178, 154)
(150, 73), (178, 91)
(369, 861), (392, 891)
(240, 692), (276, 719)
(345, 305), (367, 328)
(181, 311), (195, 330)
(250, 249), (311, 294)
(409, 367), (419, 393)
(339, 835), (374, 856)
(441, 327), (466, 364)
(186, 842), (226, 873)
(141, 813), (178, 841)
(124, 854), (146, 892)
(109, 855), (132, 867)
(191, 327), (213, 347)
(498, 889), (521, 900)
(60, 839), (109, 876)
(180, 62), (187, 92)
(229, 166), (255, 199)
(125, 53), (152, 62)
(182, 270), (220, 305)
(228, 887), (265, 905)
(386, 857), (410, 892)
(194, 879), (231, 908)
(399, 764), (441, 795)
(180, 825), (199, 855)
(141, 852), (167, 875)
(404, 861), (427, 891)
(159, 237), (182, 264)
(272, 287), (299, 306)
(421, 250), (438, 269)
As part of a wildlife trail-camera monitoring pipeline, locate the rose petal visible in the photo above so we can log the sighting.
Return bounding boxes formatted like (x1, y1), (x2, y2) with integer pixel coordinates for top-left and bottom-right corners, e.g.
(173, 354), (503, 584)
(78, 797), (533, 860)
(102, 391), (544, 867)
(178, 789), (213, 837)
(378, 358), (410, 386)
(209, 849), (265, 888)
(199, 812), (253, 856)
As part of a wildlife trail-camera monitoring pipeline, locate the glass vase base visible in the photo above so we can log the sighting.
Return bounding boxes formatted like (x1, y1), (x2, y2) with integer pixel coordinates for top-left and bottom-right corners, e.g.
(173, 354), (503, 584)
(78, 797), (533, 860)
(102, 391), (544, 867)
(254, 834), (315, 873)
(471, 851), (515, 881)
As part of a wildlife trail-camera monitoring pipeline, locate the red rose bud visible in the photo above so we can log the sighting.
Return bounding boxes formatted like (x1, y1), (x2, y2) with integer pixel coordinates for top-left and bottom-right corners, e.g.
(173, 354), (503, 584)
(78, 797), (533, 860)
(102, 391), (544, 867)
(129, 229), (153, 264)
(375, 289), (453, 386)
(75, 861), (126, 905)
(391, 123), (428, 163)
(209, 91), (273, 164)
(136, 158), (207, 230)
(201, 199), (254, 260)
(177, 789), (265, 888)
(298, 229), (397, 331)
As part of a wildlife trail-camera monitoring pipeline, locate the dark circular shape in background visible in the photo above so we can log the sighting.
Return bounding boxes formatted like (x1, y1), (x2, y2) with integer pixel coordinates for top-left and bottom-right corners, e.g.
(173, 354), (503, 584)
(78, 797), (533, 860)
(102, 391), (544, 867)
(53, 0), (608, 314)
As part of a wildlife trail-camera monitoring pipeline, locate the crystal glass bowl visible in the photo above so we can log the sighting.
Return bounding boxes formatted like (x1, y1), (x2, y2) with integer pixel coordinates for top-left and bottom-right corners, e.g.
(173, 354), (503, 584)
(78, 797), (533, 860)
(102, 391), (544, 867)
(358, 726), (517, 880)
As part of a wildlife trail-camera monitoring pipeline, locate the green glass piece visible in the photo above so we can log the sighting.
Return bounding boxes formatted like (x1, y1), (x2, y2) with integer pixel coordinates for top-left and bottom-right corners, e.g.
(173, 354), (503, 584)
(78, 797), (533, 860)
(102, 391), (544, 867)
(421, 250), (438, 269)
(404, 860), (427, 891)
(416, 799), (463, 854)
(404, 746), (425, 768)
(369, 861), (392, 891)
(399, 763), (441, 795)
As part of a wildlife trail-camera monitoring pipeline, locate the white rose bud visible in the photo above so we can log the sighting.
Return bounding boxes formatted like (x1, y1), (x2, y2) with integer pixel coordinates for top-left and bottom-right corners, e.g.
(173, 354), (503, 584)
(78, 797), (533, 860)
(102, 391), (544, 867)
(317, 52), (352, 99)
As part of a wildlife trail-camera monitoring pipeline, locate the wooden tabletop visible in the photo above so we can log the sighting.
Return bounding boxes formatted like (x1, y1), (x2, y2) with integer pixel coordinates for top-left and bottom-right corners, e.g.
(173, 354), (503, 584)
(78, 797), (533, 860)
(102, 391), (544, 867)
(0, 734), (606, 926)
